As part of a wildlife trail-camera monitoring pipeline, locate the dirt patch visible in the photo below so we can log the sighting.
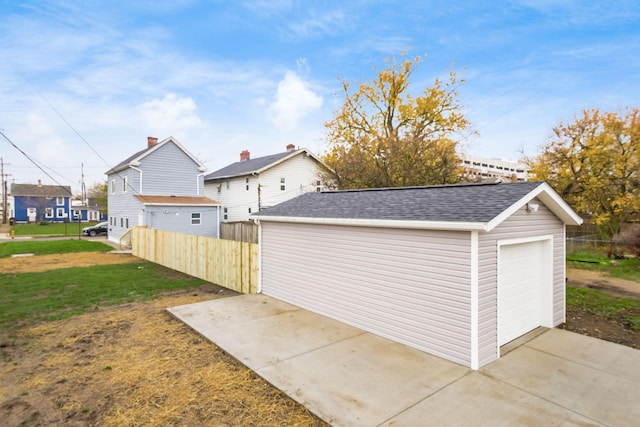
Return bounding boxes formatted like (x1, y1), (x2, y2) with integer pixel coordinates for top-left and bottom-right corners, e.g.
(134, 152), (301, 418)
(0, 251), (141, 274)
(0, 287), (325, 426)
(563, 268), (640, 349)
(0, 253), (326, 426)
(567, 267), (640, 299)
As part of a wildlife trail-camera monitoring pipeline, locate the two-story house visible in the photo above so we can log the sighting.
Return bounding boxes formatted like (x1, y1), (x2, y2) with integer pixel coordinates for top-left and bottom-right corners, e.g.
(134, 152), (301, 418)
(105, 136), (220, 244)
(203, 144), (332, 222)
(10, 181), (72, 223)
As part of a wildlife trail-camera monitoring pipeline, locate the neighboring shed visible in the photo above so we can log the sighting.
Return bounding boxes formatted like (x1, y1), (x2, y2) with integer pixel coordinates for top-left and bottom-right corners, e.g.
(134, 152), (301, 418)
(252, 181), (582, 369)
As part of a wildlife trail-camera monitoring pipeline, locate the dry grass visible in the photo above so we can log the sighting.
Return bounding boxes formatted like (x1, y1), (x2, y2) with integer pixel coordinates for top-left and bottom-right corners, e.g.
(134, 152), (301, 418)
(1, 286), (326, 426)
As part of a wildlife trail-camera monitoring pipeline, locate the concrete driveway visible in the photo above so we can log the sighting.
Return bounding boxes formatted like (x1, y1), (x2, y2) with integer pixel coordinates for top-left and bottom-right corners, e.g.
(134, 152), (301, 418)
(168, 294), (640, 427)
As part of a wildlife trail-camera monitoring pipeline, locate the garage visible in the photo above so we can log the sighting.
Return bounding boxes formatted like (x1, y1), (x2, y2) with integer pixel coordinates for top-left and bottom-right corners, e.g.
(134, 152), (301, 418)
(253, 182), (582, 369)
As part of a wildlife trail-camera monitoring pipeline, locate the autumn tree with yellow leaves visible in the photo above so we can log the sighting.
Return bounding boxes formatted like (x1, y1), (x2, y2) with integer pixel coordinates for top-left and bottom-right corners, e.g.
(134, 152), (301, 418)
(322, 55), (470, 189)
(529, 108), (640, 257)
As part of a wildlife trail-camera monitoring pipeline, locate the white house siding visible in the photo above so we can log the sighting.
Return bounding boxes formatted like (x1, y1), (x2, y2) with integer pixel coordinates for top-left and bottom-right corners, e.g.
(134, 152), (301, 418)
(204, 153), (326, 223)
(477, 199), (564, 367)
(205, 175), (259, 222)
(261, 222), (474, 367)
(258, 154), (324, 209)
(144, 205), (219, 237)
(139, 142), (204, 196)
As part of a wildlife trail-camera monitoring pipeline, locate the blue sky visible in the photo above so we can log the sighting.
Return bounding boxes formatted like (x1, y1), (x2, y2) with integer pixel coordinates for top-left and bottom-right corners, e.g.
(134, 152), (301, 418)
(1, 0), (639, 193)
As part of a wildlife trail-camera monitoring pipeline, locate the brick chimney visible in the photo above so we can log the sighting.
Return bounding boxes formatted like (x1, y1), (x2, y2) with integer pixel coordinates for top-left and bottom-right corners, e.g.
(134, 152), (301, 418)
(286, 144), (296, 152)
(240, 150), (250, 161)
(147, 136), (158, 148)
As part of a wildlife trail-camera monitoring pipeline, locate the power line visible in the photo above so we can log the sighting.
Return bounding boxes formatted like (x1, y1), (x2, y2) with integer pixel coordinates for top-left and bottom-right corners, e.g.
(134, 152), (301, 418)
(0, 130), (73, 197)
(18, 72), (115, 171)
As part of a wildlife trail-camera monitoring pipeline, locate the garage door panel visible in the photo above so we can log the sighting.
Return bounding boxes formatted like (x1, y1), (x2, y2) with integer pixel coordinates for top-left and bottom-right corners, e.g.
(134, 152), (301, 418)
(498, 240), (547, 346)
(262, 222), (474, 366)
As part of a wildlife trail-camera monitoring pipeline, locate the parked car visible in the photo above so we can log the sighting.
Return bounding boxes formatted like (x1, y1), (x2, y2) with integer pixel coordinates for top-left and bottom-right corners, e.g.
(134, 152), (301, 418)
(82, 221), (108, 237)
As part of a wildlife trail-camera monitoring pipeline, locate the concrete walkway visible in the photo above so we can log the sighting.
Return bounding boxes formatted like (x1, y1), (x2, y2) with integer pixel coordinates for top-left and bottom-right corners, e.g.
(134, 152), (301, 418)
(168, 294), (640, 427)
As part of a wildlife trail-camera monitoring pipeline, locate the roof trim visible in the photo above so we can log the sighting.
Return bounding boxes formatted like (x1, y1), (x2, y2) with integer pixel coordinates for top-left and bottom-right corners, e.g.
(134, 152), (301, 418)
(205, 148), (331, 181)
(107, 136), (207, 174)
(485, 181), (582, 231)
(252, 182), (583, 230)
(252, 215), (487, 231)
(253, 148), (327, 175)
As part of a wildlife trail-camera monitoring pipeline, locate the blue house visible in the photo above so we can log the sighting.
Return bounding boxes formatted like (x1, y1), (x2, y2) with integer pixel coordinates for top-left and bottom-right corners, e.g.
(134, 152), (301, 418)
(11, 181), (73, 223)
(71, 200), (107, 222)
(105, 136), (220, 244)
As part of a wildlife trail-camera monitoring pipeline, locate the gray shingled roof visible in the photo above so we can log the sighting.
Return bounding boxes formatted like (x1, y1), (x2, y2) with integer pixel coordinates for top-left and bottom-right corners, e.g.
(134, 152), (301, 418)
(11, 183), (72, 197)
(253, 181), (544, 223)
(204, 150), (299, 180)
(105, 146), (150, 175)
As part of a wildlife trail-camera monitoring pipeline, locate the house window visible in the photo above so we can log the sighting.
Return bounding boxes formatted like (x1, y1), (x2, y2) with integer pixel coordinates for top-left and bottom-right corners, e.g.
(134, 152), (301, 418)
(72, 210), (80, 218)
(45, 207), (53, 218)
(126, 218), (129, 228)
(217, 185), (221, 193)
(223, 207), (228, 221)
(248, 207), (251, 214)
(191, 212), (201, 225)
(111, 179), (116, 193)
(56, 208), (65, 218)
(56, 197), (64, 205)
(280, 177), (285, 191)
(120, 218), (123, 227)
(246, 177), (249, 191)
(316, 180), (321, 192)
(122, 176), (128, 193)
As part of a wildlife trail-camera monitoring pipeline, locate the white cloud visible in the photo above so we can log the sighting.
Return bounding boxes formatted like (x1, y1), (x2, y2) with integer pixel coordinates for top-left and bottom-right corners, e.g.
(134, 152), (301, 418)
(267, 71), (323, 132)
(139, 93), (205, 139)
(286, 9), (347, 38)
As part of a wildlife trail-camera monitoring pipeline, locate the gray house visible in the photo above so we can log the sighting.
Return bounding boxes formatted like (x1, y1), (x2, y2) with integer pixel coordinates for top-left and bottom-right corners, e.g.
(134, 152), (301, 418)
(252, 181), (582, 369)
(105, 136), (220, 244)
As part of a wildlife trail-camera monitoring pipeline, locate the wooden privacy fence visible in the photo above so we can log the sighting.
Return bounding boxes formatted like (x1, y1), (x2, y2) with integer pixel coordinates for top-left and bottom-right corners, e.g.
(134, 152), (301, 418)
(132, 227), (259, 294)
(220, 221), (259, 243)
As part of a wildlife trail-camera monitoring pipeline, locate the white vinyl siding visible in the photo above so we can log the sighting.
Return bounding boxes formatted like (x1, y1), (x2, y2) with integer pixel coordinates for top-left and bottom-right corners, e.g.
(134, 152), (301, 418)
(204, 152), (328, 222)
(261, 222), (473, 367)
(477, 199), (564, 367)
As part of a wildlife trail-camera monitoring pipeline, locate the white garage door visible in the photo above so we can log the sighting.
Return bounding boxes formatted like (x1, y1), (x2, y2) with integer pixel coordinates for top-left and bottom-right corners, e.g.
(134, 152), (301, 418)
(498, 240), (549, 346)
(261, 222), (474, 366)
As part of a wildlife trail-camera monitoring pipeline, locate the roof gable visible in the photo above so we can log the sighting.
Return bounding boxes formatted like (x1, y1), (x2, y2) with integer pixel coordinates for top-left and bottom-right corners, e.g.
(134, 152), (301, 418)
(204, 148), (327, 181)
(11, 183), (72, 198)
(105, 136), (206, 175)
(253, 181), (582, 231)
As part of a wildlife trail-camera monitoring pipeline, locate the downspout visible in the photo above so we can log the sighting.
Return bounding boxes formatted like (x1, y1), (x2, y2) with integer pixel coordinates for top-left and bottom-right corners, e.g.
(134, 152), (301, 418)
(196, 172), (205, 195)
(252, 172), (260, 211)
(217, 205), (221, 238)
(129, 165), (143, 194)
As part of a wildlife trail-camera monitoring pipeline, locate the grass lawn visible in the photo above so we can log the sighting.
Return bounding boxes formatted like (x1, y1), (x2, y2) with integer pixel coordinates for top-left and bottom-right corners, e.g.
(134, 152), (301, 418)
(0, 239), (113, 258)
(566, 286), (640, 331)
(0, 262), (208, 330)
(567, 248), (640, 282)
(10, 222), (88, 236)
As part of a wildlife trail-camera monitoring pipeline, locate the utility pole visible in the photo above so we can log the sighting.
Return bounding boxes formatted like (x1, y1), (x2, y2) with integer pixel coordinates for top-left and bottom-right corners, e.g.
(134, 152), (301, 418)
(1, 157), (11, 224)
